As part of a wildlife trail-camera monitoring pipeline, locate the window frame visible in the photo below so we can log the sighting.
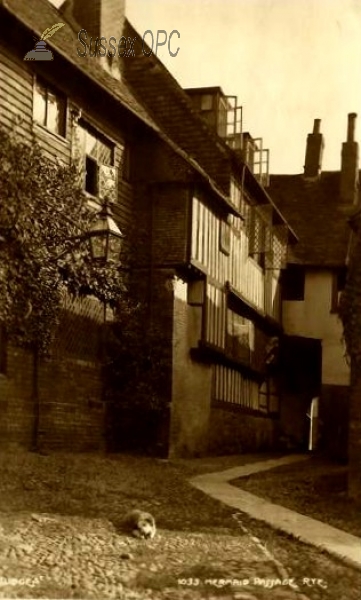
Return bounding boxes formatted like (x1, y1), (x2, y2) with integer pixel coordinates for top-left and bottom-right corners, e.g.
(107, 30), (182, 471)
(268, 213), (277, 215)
(247, 206), (270, 270)
(33, 77), (67, 138)
(75, 120), (116, 200)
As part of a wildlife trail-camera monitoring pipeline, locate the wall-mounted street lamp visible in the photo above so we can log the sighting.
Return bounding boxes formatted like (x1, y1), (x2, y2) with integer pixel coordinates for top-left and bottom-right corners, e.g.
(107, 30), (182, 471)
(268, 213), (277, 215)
(0, 198), (124, 265)
(88, 199), (124, 263)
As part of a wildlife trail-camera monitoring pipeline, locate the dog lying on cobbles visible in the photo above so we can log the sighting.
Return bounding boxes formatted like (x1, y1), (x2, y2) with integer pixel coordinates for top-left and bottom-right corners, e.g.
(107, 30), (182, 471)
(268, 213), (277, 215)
(123, 510), (156, 539)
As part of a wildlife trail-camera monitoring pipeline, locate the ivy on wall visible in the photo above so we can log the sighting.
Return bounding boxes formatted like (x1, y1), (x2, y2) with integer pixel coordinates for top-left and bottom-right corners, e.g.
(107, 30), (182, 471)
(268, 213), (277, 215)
(0, 126), (125, 353)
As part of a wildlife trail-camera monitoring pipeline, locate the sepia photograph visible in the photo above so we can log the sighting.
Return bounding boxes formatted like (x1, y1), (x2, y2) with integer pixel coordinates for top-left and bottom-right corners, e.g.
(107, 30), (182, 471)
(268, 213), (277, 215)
(0, 0), (360, 598)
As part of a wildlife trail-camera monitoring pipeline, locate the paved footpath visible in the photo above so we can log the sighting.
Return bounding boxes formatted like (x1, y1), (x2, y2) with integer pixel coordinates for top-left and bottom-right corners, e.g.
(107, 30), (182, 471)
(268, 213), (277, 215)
(190, 454), (361, 572)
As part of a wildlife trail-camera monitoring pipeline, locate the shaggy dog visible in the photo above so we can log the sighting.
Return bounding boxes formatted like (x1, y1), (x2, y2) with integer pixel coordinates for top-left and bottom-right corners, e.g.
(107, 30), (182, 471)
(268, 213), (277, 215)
(123, 509), (156, 539)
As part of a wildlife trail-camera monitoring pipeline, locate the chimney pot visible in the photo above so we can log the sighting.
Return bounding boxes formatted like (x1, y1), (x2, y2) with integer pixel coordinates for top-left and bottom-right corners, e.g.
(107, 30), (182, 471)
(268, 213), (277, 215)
(304, 118), (324, 178)
(341, 113), (359, 204)
(313, 119), (321, 134)
(347, 113), (357, 142)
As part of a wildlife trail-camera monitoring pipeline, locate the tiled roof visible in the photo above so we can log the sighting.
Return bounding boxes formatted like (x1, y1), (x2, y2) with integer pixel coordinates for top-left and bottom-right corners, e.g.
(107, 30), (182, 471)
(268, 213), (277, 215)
(1, 0), (158, 128)
(269, 172), (352, 267)
(122, 20), (231, 191)
(0, 0), (238, 212)
(1, 0), (296, 234)
(119, 20), (296, 237)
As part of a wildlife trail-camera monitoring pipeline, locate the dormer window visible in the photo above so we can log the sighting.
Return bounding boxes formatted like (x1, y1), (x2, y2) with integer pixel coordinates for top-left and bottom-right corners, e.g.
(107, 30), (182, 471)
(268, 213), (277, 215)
(33, 79), (66, 137)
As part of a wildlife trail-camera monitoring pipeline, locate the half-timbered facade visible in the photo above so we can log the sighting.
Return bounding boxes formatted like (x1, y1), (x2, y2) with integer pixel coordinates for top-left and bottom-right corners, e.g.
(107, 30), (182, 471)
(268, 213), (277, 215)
(0, 0), (295, 456)
(122, 55), (296, 454)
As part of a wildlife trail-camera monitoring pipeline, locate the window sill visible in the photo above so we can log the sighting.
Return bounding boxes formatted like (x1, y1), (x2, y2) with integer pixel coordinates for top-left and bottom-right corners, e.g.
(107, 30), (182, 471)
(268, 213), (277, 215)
(83, 192), (102, 210)
(211, 399), (277, 417)
(190, 342), (265, 382)
(33, 122), (69, 146)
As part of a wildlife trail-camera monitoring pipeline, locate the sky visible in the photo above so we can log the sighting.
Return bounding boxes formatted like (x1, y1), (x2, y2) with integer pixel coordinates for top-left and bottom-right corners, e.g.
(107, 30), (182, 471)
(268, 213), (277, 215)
(51, 0), (361, 174)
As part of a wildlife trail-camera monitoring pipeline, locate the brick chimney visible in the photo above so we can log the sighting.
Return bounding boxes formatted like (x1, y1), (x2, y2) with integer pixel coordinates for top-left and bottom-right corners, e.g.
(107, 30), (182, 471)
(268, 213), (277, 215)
(304, 118), (324, 178)
(61, 0), (125, 79)
(340, 113), (359, 204)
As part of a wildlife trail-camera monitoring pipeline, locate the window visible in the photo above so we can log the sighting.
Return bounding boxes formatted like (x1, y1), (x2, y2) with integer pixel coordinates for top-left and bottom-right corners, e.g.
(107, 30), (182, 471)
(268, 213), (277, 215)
(201, 94), (213, 111)
(246, 206), (272, 270)
(331, 268), (347, 313)
(281, 265), (305, 301)
(219, 219), (231, 255)
(226, 310), (252, 364)
(76, 122), (115, 198)
(33, 79), (66, 137)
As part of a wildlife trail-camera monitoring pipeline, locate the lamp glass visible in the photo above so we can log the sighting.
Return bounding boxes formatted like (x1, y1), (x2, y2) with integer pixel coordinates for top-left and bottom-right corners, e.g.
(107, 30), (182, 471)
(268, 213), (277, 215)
(89, 233), (108, 261)
(107, 234), (123, 263)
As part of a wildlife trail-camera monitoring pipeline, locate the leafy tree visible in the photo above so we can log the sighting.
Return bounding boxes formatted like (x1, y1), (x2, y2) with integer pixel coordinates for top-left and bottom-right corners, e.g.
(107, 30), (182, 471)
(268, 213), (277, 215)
(0, 126), (125, 354)
(0, 125), (168, 453)
(339, 229), (361, 498)
(103, 297), (171, 454)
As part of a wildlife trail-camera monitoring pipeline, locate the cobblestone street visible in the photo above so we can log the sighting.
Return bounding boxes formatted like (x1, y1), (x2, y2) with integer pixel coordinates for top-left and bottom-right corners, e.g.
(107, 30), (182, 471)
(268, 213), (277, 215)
(0, 510), (314, 600)
(0, 452), (360, 600)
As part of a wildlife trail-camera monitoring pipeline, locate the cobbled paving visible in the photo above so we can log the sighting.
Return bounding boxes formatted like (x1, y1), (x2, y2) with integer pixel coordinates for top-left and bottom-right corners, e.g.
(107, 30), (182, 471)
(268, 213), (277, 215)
(0, 511), (313, 600)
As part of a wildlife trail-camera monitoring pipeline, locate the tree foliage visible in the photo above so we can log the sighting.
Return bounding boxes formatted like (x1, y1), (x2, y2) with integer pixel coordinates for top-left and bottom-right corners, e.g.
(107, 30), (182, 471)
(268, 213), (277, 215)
(339, 231), (361, 369)
(104, 300), (171, 413)
(0, 127), (125, 353)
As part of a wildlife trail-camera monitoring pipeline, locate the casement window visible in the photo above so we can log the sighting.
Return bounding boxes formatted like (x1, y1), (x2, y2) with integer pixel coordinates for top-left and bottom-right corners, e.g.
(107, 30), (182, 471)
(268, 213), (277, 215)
(281, 265), (305, 301)
(75, 122), (116, 200)
(201, 94), (213, 111)
(33, 79), (66, 137)
(219, 219), (231, 255)
(187, 280), (226, 350)
(191, 196), (221, 279)
(265, 225), (288, 270)
(226, 310), (252, 364)
(247, 206), (271, 270)
(331, 268), (347, 313)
